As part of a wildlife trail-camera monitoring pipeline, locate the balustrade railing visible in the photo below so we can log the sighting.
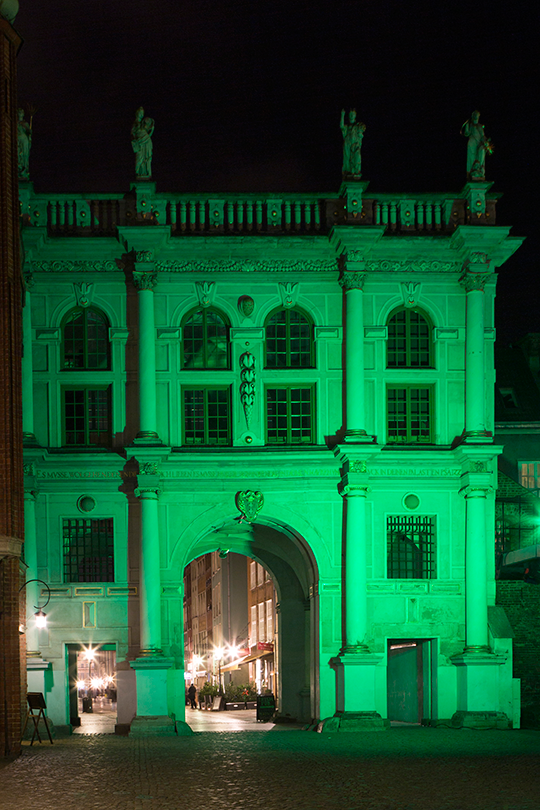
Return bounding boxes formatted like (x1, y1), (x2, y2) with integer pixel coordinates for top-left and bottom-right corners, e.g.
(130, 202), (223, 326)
(21, 190), (496, 235)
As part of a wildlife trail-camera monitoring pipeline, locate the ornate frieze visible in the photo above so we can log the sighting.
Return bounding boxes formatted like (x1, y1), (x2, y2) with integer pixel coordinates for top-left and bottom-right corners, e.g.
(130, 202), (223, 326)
(239, 352), (256, 429)
(29, 260), (118, 273)
(363, 259), (460, 273)
(236, 490), (264, 522)
(155, 259), (337, 273)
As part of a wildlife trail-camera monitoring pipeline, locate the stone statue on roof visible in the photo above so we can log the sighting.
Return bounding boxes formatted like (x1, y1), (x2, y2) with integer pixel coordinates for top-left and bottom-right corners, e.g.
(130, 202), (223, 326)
(131, 107), (154, 179)
(17, 108), (32, 180)
(461, 111), (493, 182)
(340, 109), (366, 178)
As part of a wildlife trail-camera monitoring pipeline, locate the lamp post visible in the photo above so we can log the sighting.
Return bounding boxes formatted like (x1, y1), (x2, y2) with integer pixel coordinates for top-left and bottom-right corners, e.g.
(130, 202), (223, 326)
(214, 647), (224, 696)
(18, 578), (51, 631)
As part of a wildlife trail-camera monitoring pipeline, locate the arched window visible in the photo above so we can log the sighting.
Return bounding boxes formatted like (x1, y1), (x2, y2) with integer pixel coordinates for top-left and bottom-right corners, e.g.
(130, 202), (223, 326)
(265, 308), (314, 368)
(387, 308), (433, 368)
(182, 308), (230, 369)
(62, 307), (110, 370)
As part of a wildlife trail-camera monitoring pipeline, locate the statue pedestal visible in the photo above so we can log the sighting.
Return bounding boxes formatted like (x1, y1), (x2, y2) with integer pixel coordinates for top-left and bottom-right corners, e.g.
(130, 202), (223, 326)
(339, 180), (370, 222)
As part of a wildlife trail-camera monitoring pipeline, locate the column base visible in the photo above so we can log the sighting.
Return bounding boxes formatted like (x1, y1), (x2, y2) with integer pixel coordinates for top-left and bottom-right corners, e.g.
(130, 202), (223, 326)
(317, 712), (388, 733)
(129, 715), (183, 737)
(451, 711), (511, 730)
(22, 432), (39, 446)
(461, 430), (493, 444)
(343, 429), (377, 444)
(133, 432), (163, 446)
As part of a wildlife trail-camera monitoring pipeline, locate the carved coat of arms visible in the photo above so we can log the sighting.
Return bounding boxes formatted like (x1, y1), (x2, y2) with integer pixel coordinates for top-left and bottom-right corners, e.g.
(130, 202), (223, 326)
(235, 490), (264, 522)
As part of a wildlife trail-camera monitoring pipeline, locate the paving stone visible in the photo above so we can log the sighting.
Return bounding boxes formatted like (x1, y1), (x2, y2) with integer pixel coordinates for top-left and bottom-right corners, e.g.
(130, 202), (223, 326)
(1, 727), (539, 810)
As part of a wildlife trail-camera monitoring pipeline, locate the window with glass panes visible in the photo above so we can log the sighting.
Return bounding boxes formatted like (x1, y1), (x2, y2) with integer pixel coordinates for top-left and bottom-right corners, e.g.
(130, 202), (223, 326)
(182, 309), (229, 369)
(63, 518), (114, 583)
(387, 515), (436, 579)
(265, 308), (313, 368)
(63, 387), (111, 446)
(387, 309), (432, 368)
(62, 308), (110, 370)
(387, 386), (433, 444)
(519, 462), (540, 493)
(182, 387), (231, 445)
(266, 386), (314, 444)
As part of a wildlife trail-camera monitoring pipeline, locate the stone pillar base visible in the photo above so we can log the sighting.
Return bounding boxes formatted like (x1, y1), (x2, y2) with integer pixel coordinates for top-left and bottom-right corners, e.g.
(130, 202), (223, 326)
(451, 711), (511, 730)
(317, 711), (389, 733)
(129, 715), (182, 737)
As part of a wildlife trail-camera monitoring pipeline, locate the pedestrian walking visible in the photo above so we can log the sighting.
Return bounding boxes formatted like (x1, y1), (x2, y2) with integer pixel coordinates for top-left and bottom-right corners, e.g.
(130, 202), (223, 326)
(187, 683), (197, 709)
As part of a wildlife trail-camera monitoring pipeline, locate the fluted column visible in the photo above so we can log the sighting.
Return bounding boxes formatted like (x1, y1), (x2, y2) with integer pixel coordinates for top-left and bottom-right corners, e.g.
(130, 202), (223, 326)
(463, 486), (490, 651)
(339, 269), (369, 440)
(340, 483), (369, 652)
(22, 274), (37, 445)
(133, 262), (160, 444)
(460, 257), (492, 440)
(134, 477), (163, 654)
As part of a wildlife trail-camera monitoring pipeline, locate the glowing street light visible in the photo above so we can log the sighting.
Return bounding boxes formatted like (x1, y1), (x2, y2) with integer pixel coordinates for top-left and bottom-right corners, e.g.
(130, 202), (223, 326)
(18, 578), (51, 630)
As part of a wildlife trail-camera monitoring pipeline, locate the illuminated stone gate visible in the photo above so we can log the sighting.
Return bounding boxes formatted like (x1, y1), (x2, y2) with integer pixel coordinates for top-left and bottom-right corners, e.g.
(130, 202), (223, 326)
(20, 153), (524, 731)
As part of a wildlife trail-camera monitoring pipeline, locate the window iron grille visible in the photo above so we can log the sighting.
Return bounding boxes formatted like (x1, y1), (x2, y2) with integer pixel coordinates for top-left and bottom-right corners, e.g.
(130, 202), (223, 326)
(63, 518), (114, 583)
(387, 515), (436, 579)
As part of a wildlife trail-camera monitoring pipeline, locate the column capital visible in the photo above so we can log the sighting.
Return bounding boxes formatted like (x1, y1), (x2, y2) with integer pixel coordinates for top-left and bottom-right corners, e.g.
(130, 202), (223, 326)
(459, 484), (494, 499)
(133, 270), (158, 291)
(459, 270), (492, 292)
(339, 270), (366, 290)
(338, 480), (370, 498)
(135, 486), (161, 500)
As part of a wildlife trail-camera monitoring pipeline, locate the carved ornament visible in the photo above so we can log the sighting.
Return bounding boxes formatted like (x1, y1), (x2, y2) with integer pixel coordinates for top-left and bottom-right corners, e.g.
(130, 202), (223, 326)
(73, 282), (94, 308)
(239, 352), (256, 429)
(140, 461), (160, 476)
(363, 260), (460, 273)
(401, 281), (421, 308)
(236, 490), (264, 522)
(133, 271), (158, 291)
(155, 259), (337, 274)
(23, 462), (36, 476)
(459, 272), (492, 292)
(238, 296), (255, 318)
(279, 281), (299, 308)
(23, 271), (35, 289)
(29, 260), (118, 273)
(195, 280), (215, 308)
(135, 250), (154, 263)
(348, 460), (367, 473)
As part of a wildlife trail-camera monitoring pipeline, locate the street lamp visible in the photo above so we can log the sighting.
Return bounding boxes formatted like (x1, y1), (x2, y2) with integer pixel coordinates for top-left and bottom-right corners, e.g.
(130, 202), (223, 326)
(18, 578), (51, 630)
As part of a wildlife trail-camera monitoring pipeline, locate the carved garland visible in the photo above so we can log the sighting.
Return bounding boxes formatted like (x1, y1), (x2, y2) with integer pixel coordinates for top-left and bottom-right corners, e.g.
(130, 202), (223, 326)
(239, 352), (256, 429)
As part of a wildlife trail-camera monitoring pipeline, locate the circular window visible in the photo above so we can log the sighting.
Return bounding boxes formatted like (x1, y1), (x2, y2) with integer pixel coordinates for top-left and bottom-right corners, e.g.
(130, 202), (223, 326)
(77, 495), (96, 513)
(403, 493), (420, 510)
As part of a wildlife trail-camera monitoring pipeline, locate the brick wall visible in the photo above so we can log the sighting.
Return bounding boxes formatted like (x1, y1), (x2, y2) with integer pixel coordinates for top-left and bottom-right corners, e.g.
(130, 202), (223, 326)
(0, 18), (24, 759)
(497, 581), (540, 726)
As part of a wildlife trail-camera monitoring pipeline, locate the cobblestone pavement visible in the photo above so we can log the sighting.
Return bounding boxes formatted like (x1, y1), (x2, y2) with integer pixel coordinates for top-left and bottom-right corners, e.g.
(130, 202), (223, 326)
(1, 727), (539, 810)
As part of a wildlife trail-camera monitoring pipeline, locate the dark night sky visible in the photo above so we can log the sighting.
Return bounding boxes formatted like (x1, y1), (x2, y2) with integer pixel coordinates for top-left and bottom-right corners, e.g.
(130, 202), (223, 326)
(14, 1), (539, 345)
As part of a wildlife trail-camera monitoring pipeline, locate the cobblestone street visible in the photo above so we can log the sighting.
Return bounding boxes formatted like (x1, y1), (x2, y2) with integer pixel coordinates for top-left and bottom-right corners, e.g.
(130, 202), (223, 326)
(1, 724), (539, 810)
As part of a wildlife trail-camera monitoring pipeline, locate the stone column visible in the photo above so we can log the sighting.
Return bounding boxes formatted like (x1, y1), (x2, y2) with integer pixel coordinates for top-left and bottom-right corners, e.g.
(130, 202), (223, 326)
(134, 475), (163, 655)
(463, 486), (490, 651)
(133, 259), (160, 444)
(460, 256), (492, 441)
(339, 481), (369, 652)
(339, 269), (370, 441)
(22, 273), (37, 445)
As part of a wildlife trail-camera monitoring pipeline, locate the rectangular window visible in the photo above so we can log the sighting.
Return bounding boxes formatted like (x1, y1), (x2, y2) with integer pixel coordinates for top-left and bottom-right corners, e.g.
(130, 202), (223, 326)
(258, 602), (266, 642)
(387, 386), (433, 444)
(266, 598), (273, 641)
(251, 605), (257, 643)
(257, 563), (264, 586)
(387, 515), (436, 579)
(519, 462), (540, 493)
(63, 518), (114, 583)
(63, 387), (111, 446)
(250, 561), (257, 590)
(183, 387), (231, 445)
(266, 385), (314, 445)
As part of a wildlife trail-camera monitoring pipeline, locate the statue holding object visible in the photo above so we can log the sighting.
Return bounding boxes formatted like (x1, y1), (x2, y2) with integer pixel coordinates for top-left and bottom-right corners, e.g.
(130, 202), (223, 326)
(461, 110), (493, 182)
(17, 107), (32, 180)
(131, 107), (154, 179)
(340, 108), (366, 178)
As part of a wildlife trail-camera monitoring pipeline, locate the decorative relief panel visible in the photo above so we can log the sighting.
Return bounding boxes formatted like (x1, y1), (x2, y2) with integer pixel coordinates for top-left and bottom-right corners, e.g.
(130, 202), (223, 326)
(239, 352), (256, 429)
(156, 259), (337, 273)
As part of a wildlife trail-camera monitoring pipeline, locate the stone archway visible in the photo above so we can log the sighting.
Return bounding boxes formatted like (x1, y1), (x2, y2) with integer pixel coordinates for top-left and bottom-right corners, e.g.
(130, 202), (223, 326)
(183, 518), (319, 723)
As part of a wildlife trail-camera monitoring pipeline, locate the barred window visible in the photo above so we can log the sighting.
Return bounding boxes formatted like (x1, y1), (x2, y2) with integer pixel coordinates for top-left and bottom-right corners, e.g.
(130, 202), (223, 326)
(63, 518), (114, 583)
(387, 386), (433, 444)
(183, 387), (231, 445)
(266, 386), (315, 444)
(182, 309), (229, 369)
(387, 309), (433, 368)
(63, 387), (111, 446)
(265, 308), (314, 368)
(62, 308), (110, 370)
(387, 515), (436, 579)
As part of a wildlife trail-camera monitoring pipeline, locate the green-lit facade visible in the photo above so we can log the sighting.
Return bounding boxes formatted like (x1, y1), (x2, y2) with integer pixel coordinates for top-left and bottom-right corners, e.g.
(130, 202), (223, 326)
(20, 176), (524, 732)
